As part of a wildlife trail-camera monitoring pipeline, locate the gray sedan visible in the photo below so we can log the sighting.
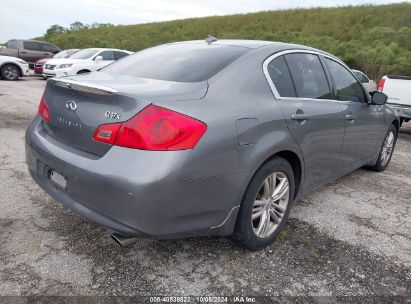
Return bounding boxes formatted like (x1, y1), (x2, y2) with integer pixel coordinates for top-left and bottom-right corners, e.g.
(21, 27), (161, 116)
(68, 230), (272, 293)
(25, 39), (399, 250)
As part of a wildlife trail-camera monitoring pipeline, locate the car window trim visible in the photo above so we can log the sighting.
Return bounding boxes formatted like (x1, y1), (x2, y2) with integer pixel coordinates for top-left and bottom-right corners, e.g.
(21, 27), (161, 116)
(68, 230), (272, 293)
(263, 49), (365, 103)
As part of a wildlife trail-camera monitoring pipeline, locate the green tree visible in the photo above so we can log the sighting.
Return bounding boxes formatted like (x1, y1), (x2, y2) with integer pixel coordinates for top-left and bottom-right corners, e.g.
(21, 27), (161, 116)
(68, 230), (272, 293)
(70, 21), (86, 31)
(396, 27), (411, 49)
(44, 24), (67, 39)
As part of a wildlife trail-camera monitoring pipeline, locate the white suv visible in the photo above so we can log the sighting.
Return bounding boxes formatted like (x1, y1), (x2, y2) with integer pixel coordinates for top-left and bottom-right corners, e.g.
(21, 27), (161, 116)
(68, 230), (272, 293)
(43, 48), (132, 78)
(0, 55), (30, 80)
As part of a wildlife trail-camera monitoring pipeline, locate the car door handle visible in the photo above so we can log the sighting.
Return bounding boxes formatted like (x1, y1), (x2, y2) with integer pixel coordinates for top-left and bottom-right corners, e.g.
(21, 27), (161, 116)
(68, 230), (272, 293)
(291, 114), (310, 120)
(43, 53), (49, 55)
(20, 51), (27, 54)
(346, 114), (356, 120)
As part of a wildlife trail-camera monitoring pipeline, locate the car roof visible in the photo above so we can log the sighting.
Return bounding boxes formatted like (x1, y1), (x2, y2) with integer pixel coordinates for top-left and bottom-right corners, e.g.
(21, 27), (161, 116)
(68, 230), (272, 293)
(82, 48), (131, 52)
(9, 39), (52, 44)
(171, 39), (341, 61)
(171, 39), (337, 56)
(172, 39), (337, 50)
(171, 39), (277, 49)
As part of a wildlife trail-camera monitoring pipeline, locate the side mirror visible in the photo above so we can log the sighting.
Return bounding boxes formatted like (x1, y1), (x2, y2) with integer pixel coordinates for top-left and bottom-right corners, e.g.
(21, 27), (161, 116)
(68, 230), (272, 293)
(94, 56), (103, 62)
(370, 91), (388, 105)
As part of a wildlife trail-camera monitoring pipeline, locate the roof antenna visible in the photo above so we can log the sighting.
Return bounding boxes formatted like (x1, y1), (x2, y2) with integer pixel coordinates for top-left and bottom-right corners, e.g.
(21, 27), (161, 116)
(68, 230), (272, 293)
(205, 35), (218, 45)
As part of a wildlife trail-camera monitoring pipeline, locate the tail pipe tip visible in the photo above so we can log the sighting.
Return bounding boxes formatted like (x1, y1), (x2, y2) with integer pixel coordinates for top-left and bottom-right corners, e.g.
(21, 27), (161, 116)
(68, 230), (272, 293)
(111, 233), (139, 247)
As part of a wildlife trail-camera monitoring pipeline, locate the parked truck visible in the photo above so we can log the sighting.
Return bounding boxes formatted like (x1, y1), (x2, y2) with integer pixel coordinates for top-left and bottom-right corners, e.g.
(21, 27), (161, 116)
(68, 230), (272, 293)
(378, 75), (411, 126)
(0, 40), (60, 68)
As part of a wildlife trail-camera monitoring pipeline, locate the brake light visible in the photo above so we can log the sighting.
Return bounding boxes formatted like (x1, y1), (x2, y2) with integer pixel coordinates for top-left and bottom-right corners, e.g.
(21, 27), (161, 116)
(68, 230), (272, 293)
(38, 94), (50, 122)
(377, 78), (385, 92)
(93, 105), (207, 151)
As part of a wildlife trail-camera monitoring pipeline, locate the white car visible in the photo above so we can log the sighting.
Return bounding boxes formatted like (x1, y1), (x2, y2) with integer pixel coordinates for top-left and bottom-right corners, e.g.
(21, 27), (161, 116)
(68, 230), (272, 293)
(0, 55), (29, 80)
(352, 69), (377, 93)
(378, 75), (411, 126)
(43, 48), (132, 78)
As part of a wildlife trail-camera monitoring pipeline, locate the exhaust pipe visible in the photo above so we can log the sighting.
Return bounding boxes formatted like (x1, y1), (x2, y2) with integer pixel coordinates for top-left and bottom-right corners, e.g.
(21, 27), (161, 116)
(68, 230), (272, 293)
(111, 233), (138, 247)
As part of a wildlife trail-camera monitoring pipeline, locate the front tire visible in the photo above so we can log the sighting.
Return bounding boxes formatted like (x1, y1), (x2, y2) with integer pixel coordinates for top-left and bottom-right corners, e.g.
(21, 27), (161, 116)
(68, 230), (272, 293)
(369, 124), (397, 172)
(0, 64), (20, 80)
(233, 157), (295, 250)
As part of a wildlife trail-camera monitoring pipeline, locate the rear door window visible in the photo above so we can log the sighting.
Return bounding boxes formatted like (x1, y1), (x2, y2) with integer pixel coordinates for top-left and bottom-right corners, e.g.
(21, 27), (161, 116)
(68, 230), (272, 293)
(324, 59), (366, 103)
(267, 56), (296, 97)
(113, 51), (129, 60)
(23, 41), (42, 51)
(98, 51), (114, 60)
(285, 53), (332, 99)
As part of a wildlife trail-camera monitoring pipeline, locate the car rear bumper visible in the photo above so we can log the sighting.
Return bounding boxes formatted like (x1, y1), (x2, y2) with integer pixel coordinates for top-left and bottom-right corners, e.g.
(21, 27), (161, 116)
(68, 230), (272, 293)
(388, 103), (411, 119)
(25, 116), (242, 239)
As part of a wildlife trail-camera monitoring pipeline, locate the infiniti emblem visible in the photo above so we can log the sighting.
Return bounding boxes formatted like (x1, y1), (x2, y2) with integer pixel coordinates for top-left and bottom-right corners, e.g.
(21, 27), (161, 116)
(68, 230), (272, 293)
(66, 100), (78, 112)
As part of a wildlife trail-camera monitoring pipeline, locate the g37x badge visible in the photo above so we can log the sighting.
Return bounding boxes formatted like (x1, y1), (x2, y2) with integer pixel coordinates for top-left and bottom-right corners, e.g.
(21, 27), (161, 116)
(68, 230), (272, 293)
(105, 111), (121, 120)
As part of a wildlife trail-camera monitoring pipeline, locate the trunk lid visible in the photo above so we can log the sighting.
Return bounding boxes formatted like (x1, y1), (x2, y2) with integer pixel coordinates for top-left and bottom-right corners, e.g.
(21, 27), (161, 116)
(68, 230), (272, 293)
(42, 73), (208, 156)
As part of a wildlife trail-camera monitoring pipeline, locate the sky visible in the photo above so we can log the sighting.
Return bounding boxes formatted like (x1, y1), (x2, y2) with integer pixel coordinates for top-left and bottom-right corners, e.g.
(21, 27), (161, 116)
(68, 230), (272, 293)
(0, 0), (408, 42)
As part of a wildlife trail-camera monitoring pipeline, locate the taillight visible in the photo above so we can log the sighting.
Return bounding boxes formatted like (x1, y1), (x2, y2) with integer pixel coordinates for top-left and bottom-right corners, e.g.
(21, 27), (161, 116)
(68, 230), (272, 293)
(93, 123), (121, 145)
(38, 94), (50, 122)
(93, 105), (207, 151)
(377, 78), (385, 92)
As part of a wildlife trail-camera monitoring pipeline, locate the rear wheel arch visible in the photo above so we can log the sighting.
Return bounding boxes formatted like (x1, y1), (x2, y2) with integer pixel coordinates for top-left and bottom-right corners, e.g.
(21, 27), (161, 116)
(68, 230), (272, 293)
(274, 150), (302, 199)
(247, 150), (303, 201)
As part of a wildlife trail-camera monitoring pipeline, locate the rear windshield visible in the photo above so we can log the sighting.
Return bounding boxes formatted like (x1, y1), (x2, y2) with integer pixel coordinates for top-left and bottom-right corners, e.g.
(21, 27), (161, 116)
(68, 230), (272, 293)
(102, 43), (249, 82)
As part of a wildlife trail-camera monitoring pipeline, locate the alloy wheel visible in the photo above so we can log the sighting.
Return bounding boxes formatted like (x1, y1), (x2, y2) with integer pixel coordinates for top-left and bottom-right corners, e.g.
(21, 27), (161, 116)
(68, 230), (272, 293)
(251, 172), (290, 239)
(381, 131), (395, 166)
(3, 65), (19, 80)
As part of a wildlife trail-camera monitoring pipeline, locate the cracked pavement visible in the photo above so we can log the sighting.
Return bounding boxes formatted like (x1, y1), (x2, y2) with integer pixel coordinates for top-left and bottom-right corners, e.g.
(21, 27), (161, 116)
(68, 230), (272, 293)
(0, 77), (410, 299)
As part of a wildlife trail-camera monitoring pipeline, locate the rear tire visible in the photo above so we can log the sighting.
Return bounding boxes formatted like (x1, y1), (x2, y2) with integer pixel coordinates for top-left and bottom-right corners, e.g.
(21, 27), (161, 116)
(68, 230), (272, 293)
(0, 64), (20, 80)
(233, 157), (295, 250)
(77, 70), (90, 75)
(369, 124), (397, 172)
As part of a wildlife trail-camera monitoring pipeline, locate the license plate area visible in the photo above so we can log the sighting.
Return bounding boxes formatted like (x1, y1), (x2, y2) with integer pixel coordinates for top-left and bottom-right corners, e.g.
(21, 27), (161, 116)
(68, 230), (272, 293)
(48, 169), (67, 189)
